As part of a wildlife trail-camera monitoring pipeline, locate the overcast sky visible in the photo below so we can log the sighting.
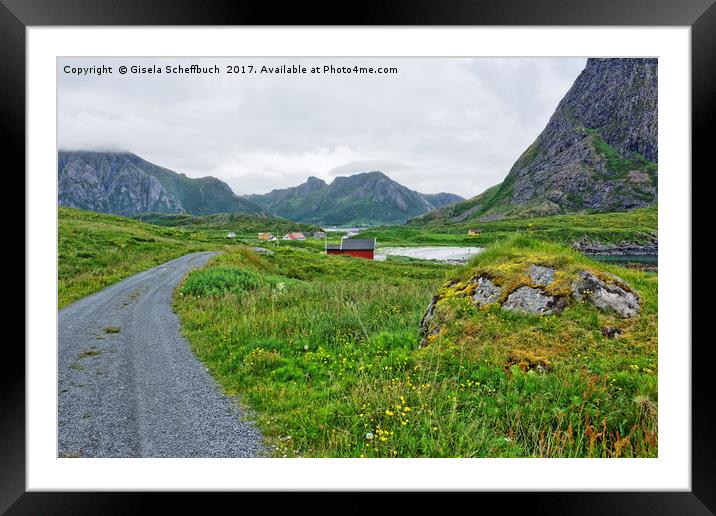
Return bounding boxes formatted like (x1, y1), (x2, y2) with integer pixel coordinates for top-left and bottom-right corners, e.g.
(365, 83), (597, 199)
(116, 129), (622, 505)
(58, 57), (586, 197)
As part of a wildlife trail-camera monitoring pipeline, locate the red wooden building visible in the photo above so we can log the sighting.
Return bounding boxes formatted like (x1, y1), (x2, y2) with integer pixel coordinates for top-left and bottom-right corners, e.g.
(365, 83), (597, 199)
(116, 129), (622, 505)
(325, 238), (376, 260)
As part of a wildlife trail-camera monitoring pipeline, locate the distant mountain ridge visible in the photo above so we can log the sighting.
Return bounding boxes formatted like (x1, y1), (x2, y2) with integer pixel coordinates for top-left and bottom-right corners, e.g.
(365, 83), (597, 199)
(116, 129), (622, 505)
(58, 151), (463, 225)
(410, 58), (658, 226)
(245, 171), (464, 225)
(58, 151), (265, 217)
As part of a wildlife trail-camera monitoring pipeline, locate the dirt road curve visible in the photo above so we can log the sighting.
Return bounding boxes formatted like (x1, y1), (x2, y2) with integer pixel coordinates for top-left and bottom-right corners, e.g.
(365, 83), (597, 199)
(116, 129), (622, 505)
(58, 252), (263, 457)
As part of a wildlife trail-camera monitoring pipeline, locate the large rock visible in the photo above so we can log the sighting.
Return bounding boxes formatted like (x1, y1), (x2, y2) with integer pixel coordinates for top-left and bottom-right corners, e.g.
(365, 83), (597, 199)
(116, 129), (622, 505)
(571, 270), (640, 318)
(572, 234), (658, 256)
(249, 247), (275, 255)
(419, 295), (440, 347)
(419, 263), (642, 348)
(528, 265), (555, 286)
(502, 286), (566, 315)
(471, 277), (502, 306)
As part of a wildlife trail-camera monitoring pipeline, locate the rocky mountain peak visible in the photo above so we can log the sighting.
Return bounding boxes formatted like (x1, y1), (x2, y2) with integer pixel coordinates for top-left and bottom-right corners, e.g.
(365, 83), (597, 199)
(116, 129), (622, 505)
(409, 58), (658, 226)
(58, 151), (264, 217)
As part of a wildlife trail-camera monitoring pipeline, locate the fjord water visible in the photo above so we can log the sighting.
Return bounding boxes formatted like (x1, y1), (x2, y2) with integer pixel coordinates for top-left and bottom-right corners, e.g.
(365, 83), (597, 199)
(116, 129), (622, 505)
(378, 246), (484, 263)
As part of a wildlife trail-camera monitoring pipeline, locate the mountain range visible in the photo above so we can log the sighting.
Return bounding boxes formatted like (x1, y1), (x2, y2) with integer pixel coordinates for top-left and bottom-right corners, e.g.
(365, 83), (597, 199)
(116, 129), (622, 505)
(58, 151), (265, 217)
(59, 59), (657, 227)
(244, 173), (463, 225)
(410, 58), (658, 226)
(58, 151), (463, 224)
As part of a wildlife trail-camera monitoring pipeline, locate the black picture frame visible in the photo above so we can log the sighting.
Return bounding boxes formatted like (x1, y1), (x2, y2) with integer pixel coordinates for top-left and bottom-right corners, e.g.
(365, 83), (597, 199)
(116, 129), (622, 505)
(3, 0), (708, 512)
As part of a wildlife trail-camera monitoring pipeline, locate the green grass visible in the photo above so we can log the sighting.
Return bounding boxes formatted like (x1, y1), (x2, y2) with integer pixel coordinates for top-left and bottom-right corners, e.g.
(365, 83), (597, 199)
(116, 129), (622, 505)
(134, 211), (317, 234)
(59, 208), (657, 457)
(365, 207), (657, 248)
(174, 236), (657, 457)
(58, 207), (215, 308)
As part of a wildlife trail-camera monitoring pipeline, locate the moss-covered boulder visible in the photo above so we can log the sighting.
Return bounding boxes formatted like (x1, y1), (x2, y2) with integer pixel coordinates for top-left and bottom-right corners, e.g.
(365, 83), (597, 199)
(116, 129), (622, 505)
(419, 236), (644, 350)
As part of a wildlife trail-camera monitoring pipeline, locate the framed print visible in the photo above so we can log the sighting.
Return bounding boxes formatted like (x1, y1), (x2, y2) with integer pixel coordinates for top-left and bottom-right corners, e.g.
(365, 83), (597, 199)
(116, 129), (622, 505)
(3, 0), (710, 512)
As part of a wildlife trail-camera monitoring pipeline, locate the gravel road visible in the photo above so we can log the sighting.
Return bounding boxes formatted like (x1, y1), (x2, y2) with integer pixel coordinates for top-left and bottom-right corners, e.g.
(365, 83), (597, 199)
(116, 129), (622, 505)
(58, 252), (264, 458)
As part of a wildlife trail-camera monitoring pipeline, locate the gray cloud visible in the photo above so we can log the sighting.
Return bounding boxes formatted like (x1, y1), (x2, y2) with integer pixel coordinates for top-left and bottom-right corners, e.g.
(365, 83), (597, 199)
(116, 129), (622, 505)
(58, 57), (586, 197)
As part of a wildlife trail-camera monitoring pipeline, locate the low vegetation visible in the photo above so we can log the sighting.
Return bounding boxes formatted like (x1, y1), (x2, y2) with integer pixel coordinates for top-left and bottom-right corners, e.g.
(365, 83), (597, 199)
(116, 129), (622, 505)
(369, 207), (657, 247)
(174, 236), (657, 457)
(134, 211), (316, 234)
(586, 129), (658, 182)
(59, 208), (211, 308)
(60, 207), (657, 457)
(59, 207), (327, 308)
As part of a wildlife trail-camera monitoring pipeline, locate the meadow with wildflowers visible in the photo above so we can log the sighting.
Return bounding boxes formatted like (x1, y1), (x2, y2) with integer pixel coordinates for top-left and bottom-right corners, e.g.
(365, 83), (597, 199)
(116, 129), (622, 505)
(174, 237), (658, 458)
(59, 208), (657, 457)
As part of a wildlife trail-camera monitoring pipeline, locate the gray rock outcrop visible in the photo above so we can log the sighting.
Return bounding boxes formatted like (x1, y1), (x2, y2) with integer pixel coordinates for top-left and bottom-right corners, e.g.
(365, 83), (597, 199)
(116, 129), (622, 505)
(419, 264), (642, 346)
(571, 270), (641, 318)
(249, 247), (275, 255)
(502, 286), (566, 315)
(528, 265), (556, 286)
(572, 235), (658, 256)
(471, 277), (502, 306)
(419, 295), (440, 346)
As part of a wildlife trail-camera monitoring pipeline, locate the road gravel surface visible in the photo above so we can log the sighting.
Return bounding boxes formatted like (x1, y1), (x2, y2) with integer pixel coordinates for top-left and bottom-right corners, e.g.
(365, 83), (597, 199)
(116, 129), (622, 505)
(58, 252), (263, 457)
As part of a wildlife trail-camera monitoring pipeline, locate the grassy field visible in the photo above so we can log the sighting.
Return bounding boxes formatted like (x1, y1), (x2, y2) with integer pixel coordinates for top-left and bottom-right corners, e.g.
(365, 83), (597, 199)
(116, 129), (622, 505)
(173, 236), (657, 458)
(368, 207), (657, 247)
(60, 207), (658, 457)
(58, 208), (216, 308)
(135, 211), (317, 234)
(59, 208), (340, 308)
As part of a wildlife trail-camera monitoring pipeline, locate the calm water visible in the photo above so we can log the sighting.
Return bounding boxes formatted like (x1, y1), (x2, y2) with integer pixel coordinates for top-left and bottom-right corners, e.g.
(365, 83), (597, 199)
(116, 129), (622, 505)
(378, 246), (484, 263)
(323, 226), (368, 233)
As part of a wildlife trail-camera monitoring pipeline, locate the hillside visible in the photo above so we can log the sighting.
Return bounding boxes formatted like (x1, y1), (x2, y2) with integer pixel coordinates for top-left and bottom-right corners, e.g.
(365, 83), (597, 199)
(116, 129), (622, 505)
(135, 211), (317, 233)
(410, 58), (657, 225)
(364, 206), (657, 251)
(58, 151), (266, 217)
(58, 207), (211, 307)
(245, 171), (464, 225)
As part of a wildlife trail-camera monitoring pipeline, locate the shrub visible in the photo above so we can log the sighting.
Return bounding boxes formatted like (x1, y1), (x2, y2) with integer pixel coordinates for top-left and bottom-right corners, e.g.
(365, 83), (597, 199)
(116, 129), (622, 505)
(181, 266), (266, 297)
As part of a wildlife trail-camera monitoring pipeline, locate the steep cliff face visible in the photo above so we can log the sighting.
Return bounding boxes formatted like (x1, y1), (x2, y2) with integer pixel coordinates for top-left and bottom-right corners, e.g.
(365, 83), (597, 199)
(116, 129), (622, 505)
(58, 151), (264, 217)
(410, 58), (658, 226)
(507, 58), (658, 215)
(58, 151), (183, 215)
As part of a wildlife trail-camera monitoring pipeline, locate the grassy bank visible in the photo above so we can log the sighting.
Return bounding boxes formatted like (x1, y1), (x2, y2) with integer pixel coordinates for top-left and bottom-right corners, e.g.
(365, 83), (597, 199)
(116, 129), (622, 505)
(58, 207), (215, 308)
(365, 207), (657, 248)
(174, 237), (657, 457)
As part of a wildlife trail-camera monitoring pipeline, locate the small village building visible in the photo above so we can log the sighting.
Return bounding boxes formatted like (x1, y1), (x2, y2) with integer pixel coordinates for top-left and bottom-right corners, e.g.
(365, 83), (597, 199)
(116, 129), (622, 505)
(467, 228), (481, 236)
(258, 232), (274, 241)
(313, 231), (326, 239)
(226, 232), (236, 238)
(325, 238), (376, 260)
(283, 232), (306, 241)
